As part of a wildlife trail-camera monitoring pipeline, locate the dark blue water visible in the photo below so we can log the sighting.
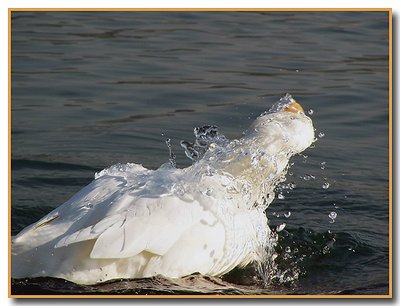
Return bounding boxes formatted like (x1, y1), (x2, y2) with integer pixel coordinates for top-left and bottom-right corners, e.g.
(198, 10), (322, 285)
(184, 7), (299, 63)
(11, 11), (390, 295)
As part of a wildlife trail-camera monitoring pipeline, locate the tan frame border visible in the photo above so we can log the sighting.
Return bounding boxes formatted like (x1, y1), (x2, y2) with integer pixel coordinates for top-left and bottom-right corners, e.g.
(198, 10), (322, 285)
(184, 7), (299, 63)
(8, 7), (393, 299)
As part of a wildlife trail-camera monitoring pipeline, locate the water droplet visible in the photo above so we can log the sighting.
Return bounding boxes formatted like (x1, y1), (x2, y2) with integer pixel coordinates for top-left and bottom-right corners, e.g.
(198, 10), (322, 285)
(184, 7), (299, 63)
(285, 246), (291, 253)
(202, 188), (213, 196)
(209, 142), (218, 151)
(278, 193), (285, 200)
(302, 174), (315, 181)
(329, 211), (337, 219)
(307, 109), (314, 115)
(284, 211), (291, 218)
(329, 211), (337, 223)
(276, 223), (286, 232)
(318, 132), (325, 138)
(251, 152), (260, 167)
(322, 182), (330, 189)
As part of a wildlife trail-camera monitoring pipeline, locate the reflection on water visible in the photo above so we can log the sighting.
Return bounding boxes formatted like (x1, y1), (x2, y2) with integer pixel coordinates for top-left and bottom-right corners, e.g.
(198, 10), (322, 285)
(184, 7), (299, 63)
(11, 11), (389, 295)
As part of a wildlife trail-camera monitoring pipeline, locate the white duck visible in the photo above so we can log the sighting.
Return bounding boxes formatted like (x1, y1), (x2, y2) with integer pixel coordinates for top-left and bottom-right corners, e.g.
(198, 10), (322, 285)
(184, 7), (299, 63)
(12, 94), (314, 285)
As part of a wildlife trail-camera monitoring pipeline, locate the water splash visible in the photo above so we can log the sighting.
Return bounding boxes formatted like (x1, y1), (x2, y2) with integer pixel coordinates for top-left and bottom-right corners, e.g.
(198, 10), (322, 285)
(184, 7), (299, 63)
(276, 223), (286, 232)
(161, 96), (314, 284)
(165, 138), (176, 168)
(180, 125), (229, 162)
(264, 93), (301, 115)
(265, 127), (341, 285)
(13, 94), (316, 288)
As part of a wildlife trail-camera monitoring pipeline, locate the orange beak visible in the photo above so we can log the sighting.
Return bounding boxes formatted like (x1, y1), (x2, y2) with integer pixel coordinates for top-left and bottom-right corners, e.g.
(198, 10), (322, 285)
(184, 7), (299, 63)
(284, 101), (304, 114)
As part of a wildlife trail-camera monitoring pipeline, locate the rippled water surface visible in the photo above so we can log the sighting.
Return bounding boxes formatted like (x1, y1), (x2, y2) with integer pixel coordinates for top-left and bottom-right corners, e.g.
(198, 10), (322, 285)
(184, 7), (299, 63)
(11, 11), (390, 296)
